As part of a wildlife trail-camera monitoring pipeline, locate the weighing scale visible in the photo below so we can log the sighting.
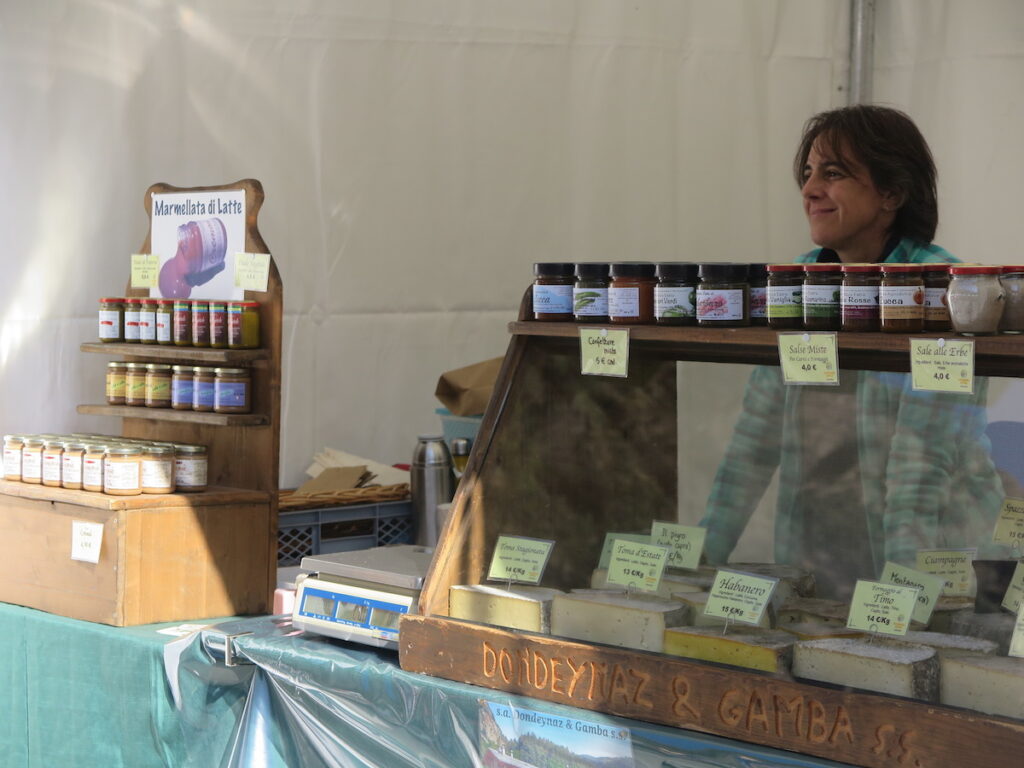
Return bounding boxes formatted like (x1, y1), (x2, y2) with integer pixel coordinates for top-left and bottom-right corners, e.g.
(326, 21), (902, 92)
(292, 544), (434, 649)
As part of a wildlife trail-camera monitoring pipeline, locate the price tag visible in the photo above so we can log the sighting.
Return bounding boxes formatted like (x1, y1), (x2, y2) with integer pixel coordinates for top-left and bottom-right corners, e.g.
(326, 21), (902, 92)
(993, 498), (1024, 547)
(130, 253), (159, 289)
(487, 536), (554, 584)
(597, 532), (650, 570)
(1010, 604), (1024, 659)
(70, 521), (104, 564)
(234, 252), (271, 292)
(605, 539), (670, 593)
(1001, 561), (1024, 614)
(910, 338), (974, 394)
(847, 580), (918, 636)
(580, 328), (629, 378)
(880, 561), (946, 625)
(777, 332), (839, 385)
(650, 522), (705, 571)
(916, 548), (977, 597)
(704, 569), (778, 626)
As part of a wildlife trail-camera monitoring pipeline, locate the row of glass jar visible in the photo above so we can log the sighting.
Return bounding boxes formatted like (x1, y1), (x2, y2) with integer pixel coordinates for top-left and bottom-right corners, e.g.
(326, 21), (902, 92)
(532, 261), (1024, 334)
(2, 434), (208, 495)
(98, 297), (261, 348)
(106, 363), (252, 413)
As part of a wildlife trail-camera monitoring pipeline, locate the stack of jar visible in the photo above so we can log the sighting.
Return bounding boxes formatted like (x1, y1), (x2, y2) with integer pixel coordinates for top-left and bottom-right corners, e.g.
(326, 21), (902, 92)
(105, 363), (251, 414)
(2, 433), (208, 496)
(98, 297), (261, 348)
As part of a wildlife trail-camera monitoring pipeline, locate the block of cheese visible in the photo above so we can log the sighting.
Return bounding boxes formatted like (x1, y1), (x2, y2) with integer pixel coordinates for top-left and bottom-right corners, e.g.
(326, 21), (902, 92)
(898, 630), (998, 658)
(940, 655), (1024, 719)
(793, 638), (939, 701)
(551, 592), (687, 652)
(449, 585), (564, 633)
(663, 626), (795, 673)
(669, 590), (775, 629)
(590, 568), (706, 597)
(778, 597), (850, 627)
(726, 562), (816, 601)
(925, 596), (973, 632)
(778, 622), (863, 641)
(949, 608), (1016, 655)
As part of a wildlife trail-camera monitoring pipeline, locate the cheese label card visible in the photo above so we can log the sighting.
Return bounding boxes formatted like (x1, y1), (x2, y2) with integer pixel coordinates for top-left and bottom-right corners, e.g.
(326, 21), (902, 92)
(580, 328), (629, 378)
(847, 580), (917, 636)
(234, 252), (271, 292)
(915, 548), (977, 597)
(910, 338), (975, 394)
(993, 498), (1024, 548)
(704, 569), (778, 626)
(70, 520), (104, 563)
(1001, 561), (1024, 614)
(880, 561), (946, 625)
(130, 253), (159, 289)
(597, 532), (650, 570)
(777, 332), (839, 385)
(1010, 604), (1024, 659)
(606, 539), (670, 593)
(487, 536), (554, 584)
(650, 522), (705, 571)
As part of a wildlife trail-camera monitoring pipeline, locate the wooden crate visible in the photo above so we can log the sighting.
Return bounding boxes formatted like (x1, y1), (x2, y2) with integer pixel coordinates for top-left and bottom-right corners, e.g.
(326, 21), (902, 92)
(0, 480), (271, 626)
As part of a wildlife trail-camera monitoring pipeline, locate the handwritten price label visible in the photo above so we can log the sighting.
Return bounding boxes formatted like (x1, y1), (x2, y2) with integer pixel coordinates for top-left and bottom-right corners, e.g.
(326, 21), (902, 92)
(487, 535), (554, 584)
(580, 328), (629, 378)
(130, 254), (159, 289)
(704, 569), (778, 626)
(880, 561), (946, 625)
(234, 253), (271, 292)
(777, 332), (839, 386)
(910, 338), (974, 394)
(993, 499), (1024, 548)
(606, 539), (670, 593)
(650, 522), (705, 571)
(847, 580), (917, 636)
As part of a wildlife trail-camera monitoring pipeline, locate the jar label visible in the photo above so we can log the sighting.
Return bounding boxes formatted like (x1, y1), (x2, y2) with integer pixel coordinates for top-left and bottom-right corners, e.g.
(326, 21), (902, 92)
(98, 310), (120, 339)
(176, 457), (208, 487)
(106, 374), (126, 398)
(148, 378), (171, 398)
(925, 287), (950, 321)
(156, 315), (172, 343)
(767, 285), (802, 318)
(104, 459), (140, 491)
(3, 448), (21, 478)
(573, 287), (609, 317)
(532, 285), (573, 314)
(210, 310), (227, 343)
(608, 286), (640, 318)
(215, 381), (248, 408)
(124, 310), (141, 341)
(192, 312), (210, 342)
(841, 285), (879, 321)
(803, 283), (841, 306)
(654, 286), (695, 319)
(42, 454), (62, 483)
(21, 452), (42, 480)
(696, 288), (744, 321)
(173, 309), (190, 341)
(139, 310), (156, 341)
(83, 458), (104, 488)
(749, 286), (767, 319)
(127, 376), (147, 399)
(172, 378), (194, 406)
(880, 284), (925, 320)
(62, 455), (83, 484)
(194, 381), (215, 408)
(142, 458), (174, 489)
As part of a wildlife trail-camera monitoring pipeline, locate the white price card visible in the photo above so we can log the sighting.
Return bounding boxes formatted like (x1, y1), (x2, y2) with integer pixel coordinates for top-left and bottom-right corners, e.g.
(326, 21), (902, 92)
(70, 521), (104, 563)
(704, 569), (778, 626)
(1011, 603), (1024, 659)
(880, 561), (946, 625)
(234, 252), (271, 292)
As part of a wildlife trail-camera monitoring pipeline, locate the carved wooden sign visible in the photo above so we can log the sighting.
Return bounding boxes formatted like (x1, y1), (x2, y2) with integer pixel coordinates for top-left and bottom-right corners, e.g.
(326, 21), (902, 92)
(400, 615), (1024, 768)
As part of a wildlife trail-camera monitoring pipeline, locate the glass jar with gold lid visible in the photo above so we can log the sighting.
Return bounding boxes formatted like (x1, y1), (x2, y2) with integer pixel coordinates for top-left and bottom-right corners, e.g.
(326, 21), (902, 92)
(41, 441), (64, 488)
(173, 444), (208, 492)
(103, 446), (142, 496)
(3, 435), (23, 481)
(141, 445), (175, 494)
(20, 438), (44, 484)
(145, 364), (172, 408)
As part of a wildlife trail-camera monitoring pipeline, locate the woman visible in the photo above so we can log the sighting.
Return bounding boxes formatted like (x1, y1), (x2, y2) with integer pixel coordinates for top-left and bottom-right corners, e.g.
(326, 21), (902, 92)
(700, 105), (1005, 600)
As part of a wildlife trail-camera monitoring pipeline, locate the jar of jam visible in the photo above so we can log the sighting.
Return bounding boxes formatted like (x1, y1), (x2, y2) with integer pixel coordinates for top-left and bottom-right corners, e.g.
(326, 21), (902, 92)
(748, 264), (769, 326)
(193, 367), (216, 412)
(609, 263), (656, 324)
(3, 435), (23, 481)
(532, 263), (575, 321)
(41, 441), (63, 487)
(173, 300), (192, 345)
(802, 263), (842, 331)
(124, 363), (148, 406)
(697, 263), (749, 327)
(106, 361), (127, 405)
(573, 263), (610, 323)
(209, 301), (228, 347)
(766, 264), (804, 329)
(141, 445), (175, 494)
(174, 444), (208, 492)
(880, 264), (925, 333)
(155, 298), (174, 345)
(145, 364), (172, 408)
(922, 263), (952, 332)
(228, 301), (261, 348)
(1000, 266), (1024, 334)
(61, 442), (85, 490)
(214, 368), (252, 413)
(20, 438), (44, 484)
(840, 263), (881, 332)
(171, 365), (194, 410)
(139, 298), (158, 344)
(124, 298), (142, 343)
(654, 263), (698, 326)
(947, 265), (1005, 336)
(82, 444), (107, 492)
(104, 446), (142, 496)
(98, 298), (124, 342)
(191, 300), (211, 347)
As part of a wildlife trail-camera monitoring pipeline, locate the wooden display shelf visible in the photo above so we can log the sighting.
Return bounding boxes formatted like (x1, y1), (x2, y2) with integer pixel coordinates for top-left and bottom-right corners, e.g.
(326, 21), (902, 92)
(77, 404), (269, 426)
(0, 479), (267, 509)
(81, 342), (269, 364)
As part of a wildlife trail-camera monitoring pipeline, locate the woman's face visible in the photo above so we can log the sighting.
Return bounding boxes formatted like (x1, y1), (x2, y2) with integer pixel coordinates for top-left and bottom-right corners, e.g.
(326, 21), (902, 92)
(801, 139), (897, 262)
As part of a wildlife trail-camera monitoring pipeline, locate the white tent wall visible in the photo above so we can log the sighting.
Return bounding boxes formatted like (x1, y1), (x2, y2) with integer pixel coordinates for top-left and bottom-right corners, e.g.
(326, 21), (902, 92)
(0, 1), (1020, 494)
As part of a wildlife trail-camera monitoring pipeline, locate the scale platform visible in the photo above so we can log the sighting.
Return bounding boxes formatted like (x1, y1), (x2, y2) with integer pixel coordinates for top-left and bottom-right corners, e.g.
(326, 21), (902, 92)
(292, 545), (434, 649)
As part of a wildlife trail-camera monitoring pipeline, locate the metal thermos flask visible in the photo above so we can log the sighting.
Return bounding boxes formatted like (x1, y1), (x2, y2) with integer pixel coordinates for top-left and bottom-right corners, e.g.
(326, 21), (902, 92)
(411, 435), (455, 546)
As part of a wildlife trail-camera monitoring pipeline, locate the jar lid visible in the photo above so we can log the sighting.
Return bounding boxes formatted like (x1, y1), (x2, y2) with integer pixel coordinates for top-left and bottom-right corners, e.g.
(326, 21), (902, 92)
(574, 262), (610, 279)
(191, 300), (210, 307)
(144, 446), (175, 456)
(22, 438), (45, 447)
(214, 367), (249, 375)
(99, 297), (125, 303)
(171, 365), (192, 373)
(43, 441), (64, 449)
(125, 362), (145, 369)
(803, 263), (843, 272)
(209, 301), (227, 308)
(3, 434), (23, 442)
(142, 297), (159, 304)
(107, 361), (128, 368)
(655, 262), (698, 281)
(107, 446), (142, 456)
(841, 263), (882, 273)
(157, 298), (174, 305)
(881, 263), (924, 273)
(61, 442), (86, 451)
(748, 263), (768, 280)
(610, 262), (656, 278)
(83, 443), (109, 452)
(920, 263), (951, 272)
(1001, 265), (1024, 274)
(698, 262), (749, 282)
(146, 363), (172, 371)
(230, 301), (261, 308)
(767, 264), (804, 273)
(533, 262), (575, 277)
(173, 444), (207, 454)
(124, 297), (142, 304)
(193, 366), (216, 374)
(949, 265), (1002, 275)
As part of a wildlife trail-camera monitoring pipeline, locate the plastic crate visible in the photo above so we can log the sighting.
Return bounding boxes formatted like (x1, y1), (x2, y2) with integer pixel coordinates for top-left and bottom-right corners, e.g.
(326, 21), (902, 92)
(435, 407), (483, 444)
(276, 499), (414, 566)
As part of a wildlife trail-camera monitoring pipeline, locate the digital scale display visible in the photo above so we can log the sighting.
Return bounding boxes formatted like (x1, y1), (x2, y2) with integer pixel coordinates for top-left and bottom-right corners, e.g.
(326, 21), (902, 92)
(298, 585), (409, 639)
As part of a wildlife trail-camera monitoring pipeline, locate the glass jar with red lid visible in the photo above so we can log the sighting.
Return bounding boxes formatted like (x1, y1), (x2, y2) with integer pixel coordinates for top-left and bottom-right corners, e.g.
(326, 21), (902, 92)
(999, 266), (1024, 333)
(947, 265), (1005, 335)
(803, 263), (843, 331)
(880, 264), (925, 333)
(840, 263), (881, 332)
(766, 264), (804, 329)
(921, 263), (952, 332)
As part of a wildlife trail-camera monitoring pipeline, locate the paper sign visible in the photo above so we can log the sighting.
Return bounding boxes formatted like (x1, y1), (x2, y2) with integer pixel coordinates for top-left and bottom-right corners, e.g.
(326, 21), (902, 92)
(704, 569), (778, 626)
(1010, 604), (1024, 659)
(597, 532), (650, 570)
(606, 539), (670, 593)
(916, 548), (977, 597)
(156, 623), (210, 637)
(234, 252), (271, 292)
(1001, 561), (1024, 614)
(880, 562), (946, 625)
(650, 522), (705, 571)
(487, 536), (554, 584)
(993, 498), (1024, 548)
(580, 328), (629, 378)
(847, 580), (918, 636)
(777, 332), (839, 385)
(910, 338), (975, 394)
(130, 253), (159, 289)
(70, 521), (104, 563)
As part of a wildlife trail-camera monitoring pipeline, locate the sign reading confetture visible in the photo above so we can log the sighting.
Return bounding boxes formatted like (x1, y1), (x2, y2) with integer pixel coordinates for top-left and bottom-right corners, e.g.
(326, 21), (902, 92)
(580, 328), (629, 378)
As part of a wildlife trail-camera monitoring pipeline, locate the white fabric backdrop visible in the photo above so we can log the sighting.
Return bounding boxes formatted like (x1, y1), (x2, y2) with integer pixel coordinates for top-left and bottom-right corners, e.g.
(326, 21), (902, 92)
(0, 1), (1021, 491)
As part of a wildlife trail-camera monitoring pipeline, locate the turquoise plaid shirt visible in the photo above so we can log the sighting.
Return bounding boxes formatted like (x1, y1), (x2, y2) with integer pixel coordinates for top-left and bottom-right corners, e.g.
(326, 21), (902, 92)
(701, 239), (1006, 572)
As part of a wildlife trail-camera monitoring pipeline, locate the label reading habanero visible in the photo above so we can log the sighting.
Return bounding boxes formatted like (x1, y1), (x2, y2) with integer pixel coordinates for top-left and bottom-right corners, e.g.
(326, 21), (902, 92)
(767, 285), (802, 318)
(696, 288), (744, 321)
(532, 285), (572, 314)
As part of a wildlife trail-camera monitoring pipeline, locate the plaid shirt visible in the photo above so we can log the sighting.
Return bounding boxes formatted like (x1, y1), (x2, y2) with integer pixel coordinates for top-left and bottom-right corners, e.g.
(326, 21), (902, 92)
(701, 239), (1006, 572)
